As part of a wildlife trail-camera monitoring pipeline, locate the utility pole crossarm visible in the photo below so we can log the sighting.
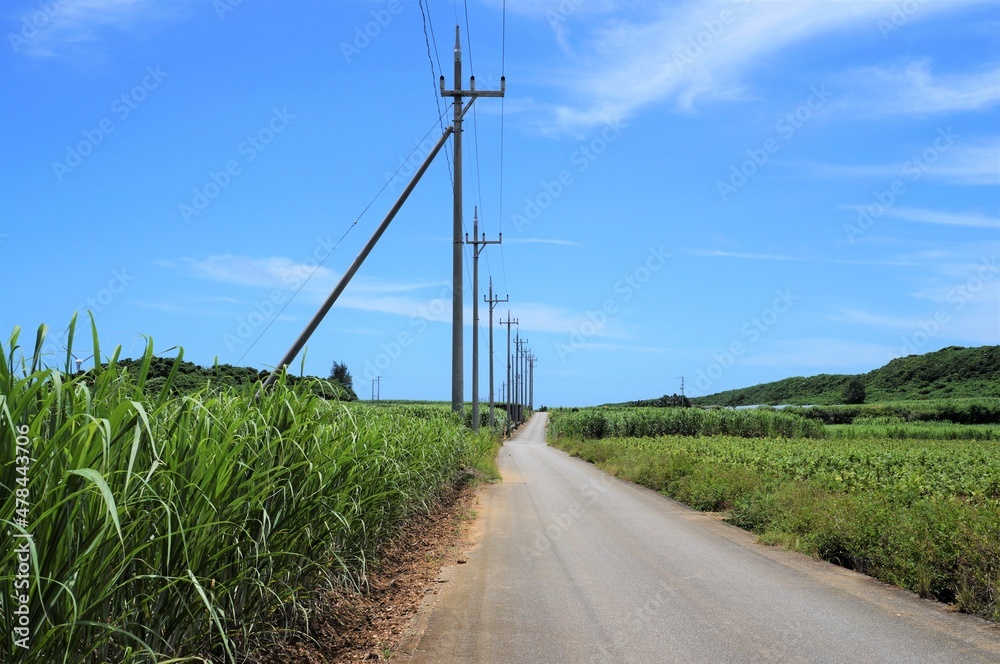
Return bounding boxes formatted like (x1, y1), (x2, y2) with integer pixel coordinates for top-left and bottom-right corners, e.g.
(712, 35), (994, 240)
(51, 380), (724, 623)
(440, 76), (507, 100)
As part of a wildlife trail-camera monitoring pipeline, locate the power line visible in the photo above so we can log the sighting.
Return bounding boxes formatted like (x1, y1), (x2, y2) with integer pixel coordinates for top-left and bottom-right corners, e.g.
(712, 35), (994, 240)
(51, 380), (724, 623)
(498, 0), (510, 296)
(237, 112), (450, 367)
(418, 0), (453, 180)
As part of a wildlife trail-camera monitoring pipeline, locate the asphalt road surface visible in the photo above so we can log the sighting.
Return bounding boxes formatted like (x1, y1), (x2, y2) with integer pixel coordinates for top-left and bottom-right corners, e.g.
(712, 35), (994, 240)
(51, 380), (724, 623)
(401, 413), (1000, 663)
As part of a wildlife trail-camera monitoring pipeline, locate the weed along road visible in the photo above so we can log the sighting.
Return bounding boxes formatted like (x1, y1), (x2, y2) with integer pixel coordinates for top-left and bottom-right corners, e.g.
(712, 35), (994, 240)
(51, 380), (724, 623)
(402, 413), (1000, 663)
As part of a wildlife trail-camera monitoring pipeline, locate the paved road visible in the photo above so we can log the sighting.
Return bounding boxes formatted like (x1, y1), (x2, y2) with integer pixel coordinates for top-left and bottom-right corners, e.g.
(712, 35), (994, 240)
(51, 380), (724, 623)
(402, 413), (1000, 663)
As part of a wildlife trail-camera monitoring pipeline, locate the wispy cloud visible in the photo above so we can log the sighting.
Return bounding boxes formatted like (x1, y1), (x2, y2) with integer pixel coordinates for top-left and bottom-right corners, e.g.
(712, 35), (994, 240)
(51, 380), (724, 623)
(157, 255), (336, 293)
(518, 0), (992, 132)
(883, 207), (1000, 229)
(679, 248), (920, 268)
(505, 237), (582, 247)
(156, 254), (623, 336)
(833, 308), (917, 330)
(12, 0), (192, 57)
(840, 60), (1000, 115)
(806, 137), (1000, 186)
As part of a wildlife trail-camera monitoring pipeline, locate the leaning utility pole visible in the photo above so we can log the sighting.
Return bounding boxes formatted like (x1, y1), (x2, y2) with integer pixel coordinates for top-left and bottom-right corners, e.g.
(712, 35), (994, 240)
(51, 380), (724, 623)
(465, 207), (501, 432)
(499, 311), (517, 423)
(441, 27), (505, 413)
(261, 125), (454, 392)
(485, 278), (508, 428)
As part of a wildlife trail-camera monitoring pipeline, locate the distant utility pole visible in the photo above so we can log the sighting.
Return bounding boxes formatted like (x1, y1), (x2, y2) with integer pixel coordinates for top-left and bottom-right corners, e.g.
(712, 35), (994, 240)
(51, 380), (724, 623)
(371, 375), (381, 402)
(442, 26), (505, 413)
(522, 342), (530, 418)
(516, 336), (529, 424)
(485, 278), (508, 428)
(465, 207), (501, 432)
(499, 311), (517, 423)
(513, 330), (521, 424)
(530, 354), (537, 410)
(678, 376), (685, 397)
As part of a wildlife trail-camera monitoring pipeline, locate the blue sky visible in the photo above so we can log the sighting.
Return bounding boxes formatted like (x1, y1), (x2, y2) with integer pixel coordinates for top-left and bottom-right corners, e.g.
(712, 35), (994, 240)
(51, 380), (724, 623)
(1, 0), (997, 406)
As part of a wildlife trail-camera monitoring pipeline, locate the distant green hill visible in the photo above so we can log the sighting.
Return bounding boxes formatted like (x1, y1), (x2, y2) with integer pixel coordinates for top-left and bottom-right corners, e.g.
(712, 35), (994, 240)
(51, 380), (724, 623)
(686, 346), (1000, 407)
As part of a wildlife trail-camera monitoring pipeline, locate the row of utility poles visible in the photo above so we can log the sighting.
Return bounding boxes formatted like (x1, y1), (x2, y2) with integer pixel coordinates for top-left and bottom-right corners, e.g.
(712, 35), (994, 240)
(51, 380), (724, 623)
(443, 27), (535, 433)
(467, 209), (536, 433)
(261, 26), (535, 427)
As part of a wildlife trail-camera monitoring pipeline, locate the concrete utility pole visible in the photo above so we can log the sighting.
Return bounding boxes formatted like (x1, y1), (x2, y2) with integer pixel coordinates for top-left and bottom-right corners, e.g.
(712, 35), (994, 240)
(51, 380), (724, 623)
(530, 354), (537, 410)
(516, 336), (529, 424)
(499, 312), (517, 423)
(516, 341), (523, 421)
(485, 278), (508, 428)
(441, 27), (505, 413)
(522, 341), (530, 419)
(465, 207), (501, 432)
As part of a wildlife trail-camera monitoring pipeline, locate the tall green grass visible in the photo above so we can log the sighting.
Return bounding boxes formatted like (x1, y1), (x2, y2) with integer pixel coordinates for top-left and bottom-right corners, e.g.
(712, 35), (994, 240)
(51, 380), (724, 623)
(0, 319), (493, 662)
(548, 406), (824, 440)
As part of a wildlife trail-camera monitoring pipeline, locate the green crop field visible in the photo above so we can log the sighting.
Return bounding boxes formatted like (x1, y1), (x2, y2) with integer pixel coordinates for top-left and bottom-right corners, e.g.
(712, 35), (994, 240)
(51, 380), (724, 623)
(0, 322), (499, 662)
(549, 407), (1000, 622)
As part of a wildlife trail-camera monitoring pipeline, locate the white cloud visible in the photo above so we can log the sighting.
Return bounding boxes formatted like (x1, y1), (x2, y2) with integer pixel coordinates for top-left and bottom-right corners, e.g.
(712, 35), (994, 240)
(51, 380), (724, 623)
(158, 254), (624, 336)
(163, 255), (337, 293)
(841, 60), (1000, 115)
(884, 207), (1000, 229)
(505, 237), (582, 247)
(679, 248), (919, 268)
(11, 0), (193, 57)
(833, 307), (918, 330)
(519, 0), (993, 132)
(808, 137), (1000, 186)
